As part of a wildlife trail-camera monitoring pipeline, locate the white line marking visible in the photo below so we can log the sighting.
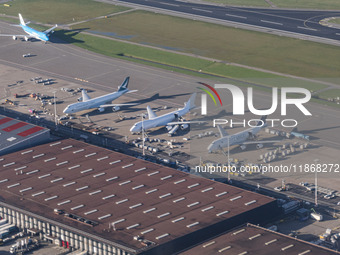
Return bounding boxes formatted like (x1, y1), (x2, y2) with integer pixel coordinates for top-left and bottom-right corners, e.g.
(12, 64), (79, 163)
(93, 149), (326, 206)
(192, 8), (212, 13)
(260, 20), (282, 26)
(160, 2), (179, 7)
(226, 14), (247, 19)
(297, 26), (317, 31)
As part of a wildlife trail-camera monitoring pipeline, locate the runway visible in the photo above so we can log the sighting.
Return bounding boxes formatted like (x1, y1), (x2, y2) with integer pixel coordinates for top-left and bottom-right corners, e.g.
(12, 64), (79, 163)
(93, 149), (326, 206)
(0, 20), (339, 151)
(110, 0), (340, 44)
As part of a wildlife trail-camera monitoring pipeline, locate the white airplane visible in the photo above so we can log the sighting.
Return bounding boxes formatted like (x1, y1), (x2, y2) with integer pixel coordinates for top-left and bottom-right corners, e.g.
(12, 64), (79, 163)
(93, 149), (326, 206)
(63, 77), (137, 114)
(130, 93), (196, 134)
(0, 14), (57, 42)
(208, 116), (279, 153)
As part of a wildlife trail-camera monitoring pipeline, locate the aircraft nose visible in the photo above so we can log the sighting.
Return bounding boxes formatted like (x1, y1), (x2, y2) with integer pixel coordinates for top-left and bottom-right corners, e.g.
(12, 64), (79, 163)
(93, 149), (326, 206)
(130, 126), (137, 133)
(207, 142), (216, 153)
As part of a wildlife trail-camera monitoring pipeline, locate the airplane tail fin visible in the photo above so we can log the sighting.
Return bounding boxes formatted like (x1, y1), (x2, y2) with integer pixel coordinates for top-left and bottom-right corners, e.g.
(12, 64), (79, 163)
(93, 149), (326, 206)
(81, 90), (91, 102)
(217, 125), (229, 137)
(146, 106), (157, 119)
(184, 93), (196, 110)
(257, 115), (267, 127)
(18, 13), (26, 26)
(118, 77), (129, 92)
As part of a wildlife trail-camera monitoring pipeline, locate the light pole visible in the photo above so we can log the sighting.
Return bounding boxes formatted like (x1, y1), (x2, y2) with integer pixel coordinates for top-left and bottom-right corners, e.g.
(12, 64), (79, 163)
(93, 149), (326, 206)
(142, 114), (145, 156)
(314, 158), (319, 207)
(53, 91), (58, 126)
(227, 136), (230, 183)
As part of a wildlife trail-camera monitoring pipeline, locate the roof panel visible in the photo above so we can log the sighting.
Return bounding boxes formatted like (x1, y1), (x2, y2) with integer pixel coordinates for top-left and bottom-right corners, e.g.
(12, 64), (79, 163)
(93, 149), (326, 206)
(0, 139), (275, 252)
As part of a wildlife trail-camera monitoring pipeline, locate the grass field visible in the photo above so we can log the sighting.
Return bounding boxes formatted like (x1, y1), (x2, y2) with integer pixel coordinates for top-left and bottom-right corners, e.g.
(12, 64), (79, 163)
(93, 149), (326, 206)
(195, 0), (269, 7)
(200, 0), (340, 9)
(317, 89), (340, 100)
(329, 18), (340, 24)
(55, 30), (327, 92)
(0, 0), (128, 24)
(72, 10), (340, 79)
(271, 0), (340, 9)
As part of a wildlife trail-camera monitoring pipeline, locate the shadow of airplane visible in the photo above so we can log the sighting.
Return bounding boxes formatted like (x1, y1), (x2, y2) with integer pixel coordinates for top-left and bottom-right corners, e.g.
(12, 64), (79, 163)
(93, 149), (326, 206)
(291, 125), (340, 141)
(50, 28), (89, 44)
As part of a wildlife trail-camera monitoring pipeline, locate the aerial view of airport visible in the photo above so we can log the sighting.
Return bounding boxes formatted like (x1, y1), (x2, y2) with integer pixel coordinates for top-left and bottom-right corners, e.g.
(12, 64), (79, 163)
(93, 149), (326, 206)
(0, 0), (340, 254)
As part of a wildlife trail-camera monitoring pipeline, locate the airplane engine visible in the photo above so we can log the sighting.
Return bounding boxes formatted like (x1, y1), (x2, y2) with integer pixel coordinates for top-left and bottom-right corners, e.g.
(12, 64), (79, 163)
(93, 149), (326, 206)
(256, 143), (264, 149)
(77, 97), (82, 102)
(98, 107), (105, 112)
(12, 36), (17, 40)
(240, 145), (247, 150)
(181, 124), (189, 130)
(168, 125), (179, 136)
(24, 36), (29, 41)
(166, 125), (173, 131)
(112, 106), (120, 112)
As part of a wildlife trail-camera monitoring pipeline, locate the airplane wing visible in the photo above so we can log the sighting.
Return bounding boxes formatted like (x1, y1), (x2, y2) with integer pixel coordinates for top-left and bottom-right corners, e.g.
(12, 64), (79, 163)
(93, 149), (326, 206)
(0, 34), (31, 37)
(99, 103), (138, 108)
(43, 24), (58, 35)
(147, 106), (157, 119)
(166, 121), (204, 126)
(242, 140), (281, 145)
(126, 90), (138, 93)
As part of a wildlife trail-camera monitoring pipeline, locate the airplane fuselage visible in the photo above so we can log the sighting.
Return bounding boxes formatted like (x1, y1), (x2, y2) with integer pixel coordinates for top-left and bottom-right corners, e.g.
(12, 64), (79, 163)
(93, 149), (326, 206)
(21, 25), (49, 41)
(208, 126), (262, 152)
(63, 90), (126, 114)
(130, 107), (189, 133)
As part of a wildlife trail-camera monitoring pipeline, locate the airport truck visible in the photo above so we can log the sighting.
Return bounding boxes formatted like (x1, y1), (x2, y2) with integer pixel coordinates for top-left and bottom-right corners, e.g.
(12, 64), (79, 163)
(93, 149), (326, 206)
(9, 238), (40, 254)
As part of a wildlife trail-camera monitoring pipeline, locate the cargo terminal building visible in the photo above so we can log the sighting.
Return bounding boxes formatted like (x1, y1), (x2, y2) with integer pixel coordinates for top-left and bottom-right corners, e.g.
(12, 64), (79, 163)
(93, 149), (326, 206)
(0, 114), (50, 155)
(0, 139), (279, 254)
(181, 223), (340, 255)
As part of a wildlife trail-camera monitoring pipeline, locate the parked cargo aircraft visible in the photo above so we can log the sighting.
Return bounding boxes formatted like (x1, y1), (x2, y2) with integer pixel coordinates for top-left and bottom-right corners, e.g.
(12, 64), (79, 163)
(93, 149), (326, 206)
(0, 14), (57, 42)
(208, 116), (279, 153)
(63, 77), (137, 114)
(130, 93), (197, 134)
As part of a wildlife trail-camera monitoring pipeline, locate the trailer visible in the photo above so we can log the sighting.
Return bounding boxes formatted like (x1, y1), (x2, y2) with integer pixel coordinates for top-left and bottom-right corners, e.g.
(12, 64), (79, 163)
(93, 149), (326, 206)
(311, 212), (323, 221)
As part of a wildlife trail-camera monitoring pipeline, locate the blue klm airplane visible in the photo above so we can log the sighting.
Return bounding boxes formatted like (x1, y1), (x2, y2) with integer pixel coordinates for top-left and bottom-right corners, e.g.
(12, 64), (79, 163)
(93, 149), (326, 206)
(0, 14), (57, 42)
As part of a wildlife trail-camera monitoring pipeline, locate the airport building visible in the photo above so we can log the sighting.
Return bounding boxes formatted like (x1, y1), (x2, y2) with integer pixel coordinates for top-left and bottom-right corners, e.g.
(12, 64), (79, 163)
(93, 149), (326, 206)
(0, 114), (50, 155)
(0, 139), (279, 255)
(180, 223), (340, 255)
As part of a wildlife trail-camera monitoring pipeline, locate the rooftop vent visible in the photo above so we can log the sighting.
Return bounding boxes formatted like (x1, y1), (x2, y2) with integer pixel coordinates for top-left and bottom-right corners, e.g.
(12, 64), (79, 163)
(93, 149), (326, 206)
(202, 241), (215, 248)
(218, 246), (231, 253)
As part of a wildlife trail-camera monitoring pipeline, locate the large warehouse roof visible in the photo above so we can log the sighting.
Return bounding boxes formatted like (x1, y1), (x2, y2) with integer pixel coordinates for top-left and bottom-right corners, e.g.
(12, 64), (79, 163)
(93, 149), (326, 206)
(180, 223), (339, 255)
(0, 139), (275, 253)
(0, 114), (49, 155)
